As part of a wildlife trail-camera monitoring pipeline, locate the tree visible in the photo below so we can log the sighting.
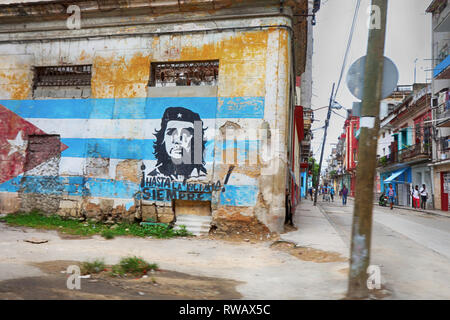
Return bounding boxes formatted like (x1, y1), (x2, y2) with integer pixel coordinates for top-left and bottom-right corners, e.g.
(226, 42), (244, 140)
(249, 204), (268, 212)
(309, 157), (320, 188)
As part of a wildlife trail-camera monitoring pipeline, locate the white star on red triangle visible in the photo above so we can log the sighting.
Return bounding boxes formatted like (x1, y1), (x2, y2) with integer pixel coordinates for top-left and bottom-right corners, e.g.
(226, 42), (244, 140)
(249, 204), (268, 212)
(7, 131), (27, 156)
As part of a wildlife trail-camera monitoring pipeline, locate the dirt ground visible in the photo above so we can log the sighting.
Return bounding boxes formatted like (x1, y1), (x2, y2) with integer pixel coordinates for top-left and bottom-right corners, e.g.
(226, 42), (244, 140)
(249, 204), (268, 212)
(270, 241), (348, 263)
(0, 213), (352, 300)
(0, 260), (242, 300)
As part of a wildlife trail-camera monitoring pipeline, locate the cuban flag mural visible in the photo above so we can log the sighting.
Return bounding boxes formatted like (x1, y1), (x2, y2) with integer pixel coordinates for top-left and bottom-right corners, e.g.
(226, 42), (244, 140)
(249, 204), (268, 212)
(0, 95), (264, 211)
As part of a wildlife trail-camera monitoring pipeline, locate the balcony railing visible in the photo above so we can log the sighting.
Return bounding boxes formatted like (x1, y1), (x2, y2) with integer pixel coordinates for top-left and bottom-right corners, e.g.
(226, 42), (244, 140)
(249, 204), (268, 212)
(436, 136), (450, 161)
(378, 143), (432, 167)
(436, 103), (450, 125)
(434, 54), (450, 79)
(303, 109), (313, 127)
(398, 143), (432, 162)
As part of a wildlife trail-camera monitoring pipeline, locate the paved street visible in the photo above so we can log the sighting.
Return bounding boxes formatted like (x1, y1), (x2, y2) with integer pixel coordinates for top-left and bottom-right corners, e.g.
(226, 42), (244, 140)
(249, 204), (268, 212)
(316, 198), (450, 299)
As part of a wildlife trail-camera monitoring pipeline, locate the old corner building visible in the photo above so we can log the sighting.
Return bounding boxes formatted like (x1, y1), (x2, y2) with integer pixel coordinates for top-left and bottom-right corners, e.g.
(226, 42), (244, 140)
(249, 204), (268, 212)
(0, 0), (316, 235)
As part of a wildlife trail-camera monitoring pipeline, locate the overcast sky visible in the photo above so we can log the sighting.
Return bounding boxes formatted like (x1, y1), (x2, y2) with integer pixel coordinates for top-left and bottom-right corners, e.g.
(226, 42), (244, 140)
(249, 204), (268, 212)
(311, 0), (432, 169)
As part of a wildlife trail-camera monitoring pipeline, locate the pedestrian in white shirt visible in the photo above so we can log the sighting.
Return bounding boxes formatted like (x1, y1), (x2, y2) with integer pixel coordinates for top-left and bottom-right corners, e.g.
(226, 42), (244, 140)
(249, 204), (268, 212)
(419, 184), (428, 209)
(411, 185), (420, 209)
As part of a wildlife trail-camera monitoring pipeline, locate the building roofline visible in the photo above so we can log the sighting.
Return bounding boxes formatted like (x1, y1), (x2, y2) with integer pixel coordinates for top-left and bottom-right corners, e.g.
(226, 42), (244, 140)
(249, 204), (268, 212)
(426, 0), (446, 13)
(0, 0), (308, 19)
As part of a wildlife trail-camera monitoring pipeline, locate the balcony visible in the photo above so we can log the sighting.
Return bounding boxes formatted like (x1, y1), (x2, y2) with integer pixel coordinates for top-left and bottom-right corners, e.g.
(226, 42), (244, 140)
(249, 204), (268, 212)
(436, 102), (450, 127)
(303, 108), (313, 131)
(433, 54), (450, 79)
(378, 154), (396, 167)
(436, 136), (450, 162)
(398, 143), (432, 162)
(378, 143), (432, 167)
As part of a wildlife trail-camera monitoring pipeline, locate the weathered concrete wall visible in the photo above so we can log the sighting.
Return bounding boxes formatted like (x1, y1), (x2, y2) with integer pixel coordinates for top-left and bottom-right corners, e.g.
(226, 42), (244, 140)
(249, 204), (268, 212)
(0, 5), (297, 234)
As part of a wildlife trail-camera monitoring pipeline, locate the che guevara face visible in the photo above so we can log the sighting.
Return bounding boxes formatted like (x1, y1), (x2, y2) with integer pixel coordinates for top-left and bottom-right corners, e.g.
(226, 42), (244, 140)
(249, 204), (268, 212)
(164, 120), (194, 164)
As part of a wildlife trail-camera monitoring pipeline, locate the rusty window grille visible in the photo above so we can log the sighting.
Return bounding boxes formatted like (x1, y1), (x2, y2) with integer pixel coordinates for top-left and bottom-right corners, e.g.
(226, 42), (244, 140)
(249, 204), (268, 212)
(149, 60), (219, 87)
(33, 65), (92, 87)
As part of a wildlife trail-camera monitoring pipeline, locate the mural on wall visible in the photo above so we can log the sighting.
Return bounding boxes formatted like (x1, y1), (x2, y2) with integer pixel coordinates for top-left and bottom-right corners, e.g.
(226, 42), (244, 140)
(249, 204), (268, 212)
(0, 104), (68, 184)
(150, 107), (207, 180)
(0, 96), (258, 208)
(140, 106), (233, 202)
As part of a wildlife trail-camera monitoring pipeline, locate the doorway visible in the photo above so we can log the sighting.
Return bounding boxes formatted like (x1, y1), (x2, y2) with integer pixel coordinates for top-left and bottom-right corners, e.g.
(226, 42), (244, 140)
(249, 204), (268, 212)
(441, 172), (449, 211)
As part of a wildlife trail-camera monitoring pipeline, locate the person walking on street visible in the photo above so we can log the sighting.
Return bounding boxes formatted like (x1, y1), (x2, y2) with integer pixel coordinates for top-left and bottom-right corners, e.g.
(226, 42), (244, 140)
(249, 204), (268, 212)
(412, 185), (420, 209)
(330, 186), (335, 202)
(341, 185), (348, 205)
(388, 184), (396, 210)
(308, 187), (313, 201)
(322, 185), (329, 202)
(420, 184), (428, 209)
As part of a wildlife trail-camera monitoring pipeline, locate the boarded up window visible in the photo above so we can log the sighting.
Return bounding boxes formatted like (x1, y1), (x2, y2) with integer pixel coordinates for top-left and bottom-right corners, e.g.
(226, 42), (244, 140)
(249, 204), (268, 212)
(33, 65), (92, 98)
(20, 134), (62, 213)
(149, 61), (219, 87)
(174, 200), (211, 216)
(24, 135), (61, 173)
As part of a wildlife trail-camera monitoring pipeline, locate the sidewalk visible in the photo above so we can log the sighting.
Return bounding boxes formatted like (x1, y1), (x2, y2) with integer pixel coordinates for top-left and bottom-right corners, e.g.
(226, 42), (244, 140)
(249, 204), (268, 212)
(281, 199), (349, 258)
(348, 196), (450, 218)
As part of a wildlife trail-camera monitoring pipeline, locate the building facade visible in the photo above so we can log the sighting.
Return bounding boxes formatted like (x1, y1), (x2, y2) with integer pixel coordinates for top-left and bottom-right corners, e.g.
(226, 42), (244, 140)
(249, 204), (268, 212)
(343, 111), (359, 197)
(427, 0), (450, 211)
(0, 0), (315, 234)
(376, 84), (433, 208)
(375, 86), (413, 196)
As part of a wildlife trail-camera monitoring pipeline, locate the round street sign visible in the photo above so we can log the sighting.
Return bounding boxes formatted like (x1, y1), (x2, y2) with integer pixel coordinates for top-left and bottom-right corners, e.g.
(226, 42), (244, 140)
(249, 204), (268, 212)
(346, 56), (399, 100)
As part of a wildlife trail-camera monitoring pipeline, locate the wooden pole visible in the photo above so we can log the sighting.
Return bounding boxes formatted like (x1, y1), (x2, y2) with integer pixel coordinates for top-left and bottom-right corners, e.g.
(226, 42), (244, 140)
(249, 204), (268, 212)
(347, 0), (388, 299)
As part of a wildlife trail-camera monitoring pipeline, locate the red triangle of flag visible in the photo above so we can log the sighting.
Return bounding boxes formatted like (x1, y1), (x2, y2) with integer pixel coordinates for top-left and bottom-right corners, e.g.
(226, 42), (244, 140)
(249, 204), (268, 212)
(0, 104), (68, 184)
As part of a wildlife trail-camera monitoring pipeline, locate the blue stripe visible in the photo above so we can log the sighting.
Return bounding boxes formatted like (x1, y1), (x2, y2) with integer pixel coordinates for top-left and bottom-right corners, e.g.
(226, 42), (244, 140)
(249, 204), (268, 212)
(220, 185), (258, 207)
(0, 97), (264, 119)
(0, 175), (258, 206)
(61, 138), (216, 161)
(0, 176), (138, 199)
(60, 138), (259, 161)
(217, 97), (264, 118)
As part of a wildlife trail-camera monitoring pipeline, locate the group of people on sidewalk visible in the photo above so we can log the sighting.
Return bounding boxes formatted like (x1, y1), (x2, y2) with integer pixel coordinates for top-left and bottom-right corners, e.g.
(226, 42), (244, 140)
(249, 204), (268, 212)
(410, 184), (429, 209)
(385, 183), (429, 210)
(309, 182), (429, 211)
(307, 184), (349, 206)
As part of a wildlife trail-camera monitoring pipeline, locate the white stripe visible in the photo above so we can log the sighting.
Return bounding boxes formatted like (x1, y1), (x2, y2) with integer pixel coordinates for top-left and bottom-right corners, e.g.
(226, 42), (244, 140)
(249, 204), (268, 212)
(59, 157), (250, 185)
(25, 118), (263, 139)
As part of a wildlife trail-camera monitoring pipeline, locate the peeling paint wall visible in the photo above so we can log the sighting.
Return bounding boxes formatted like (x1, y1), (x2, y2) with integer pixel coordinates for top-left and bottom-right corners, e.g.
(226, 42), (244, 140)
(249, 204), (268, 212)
(0, 2), (304, 234)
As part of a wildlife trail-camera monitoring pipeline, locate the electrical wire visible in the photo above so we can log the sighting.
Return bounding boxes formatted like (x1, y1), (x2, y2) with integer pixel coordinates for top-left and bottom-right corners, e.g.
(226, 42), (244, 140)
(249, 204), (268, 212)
(333, 0), (362, 104)
(332, 109), (348, 119)
(321, 0), (362, 158)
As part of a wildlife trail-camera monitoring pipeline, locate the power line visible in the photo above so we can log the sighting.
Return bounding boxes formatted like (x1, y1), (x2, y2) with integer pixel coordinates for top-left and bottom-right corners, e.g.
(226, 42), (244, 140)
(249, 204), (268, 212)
(333, 0), (362, 103)
(332, 109), (348, 119)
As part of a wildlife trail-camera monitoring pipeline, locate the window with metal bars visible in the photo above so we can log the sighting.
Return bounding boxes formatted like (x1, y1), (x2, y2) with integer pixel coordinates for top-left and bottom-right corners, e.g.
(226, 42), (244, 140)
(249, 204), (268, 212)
(33, 65), (92, 87)
(149, 60), (219, 87)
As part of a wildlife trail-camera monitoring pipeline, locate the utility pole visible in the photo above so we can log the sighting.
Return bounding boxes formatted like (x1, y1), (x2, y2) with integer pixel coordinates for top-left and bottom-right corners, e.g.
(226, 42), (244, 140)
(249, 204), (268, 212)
(314, 83), (335, 206)
(347, 0), (388, 299)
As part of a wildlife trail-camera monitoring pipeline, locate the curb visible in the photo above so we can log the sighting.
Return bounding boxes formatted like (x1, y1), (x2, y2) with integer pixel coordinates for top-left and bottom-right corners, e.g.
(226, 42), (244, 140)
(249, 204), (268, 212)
(347, 197), (450, 218)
